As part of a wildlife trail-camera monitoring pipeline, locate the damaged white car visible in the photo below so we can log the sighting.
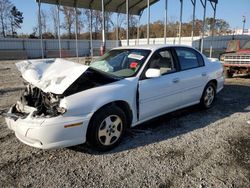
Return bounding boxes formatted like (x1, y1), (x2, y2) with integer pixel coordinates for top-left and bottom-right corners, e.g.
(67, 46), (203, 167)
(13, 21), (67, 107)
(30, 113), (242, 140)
(5, 45), (224, 151)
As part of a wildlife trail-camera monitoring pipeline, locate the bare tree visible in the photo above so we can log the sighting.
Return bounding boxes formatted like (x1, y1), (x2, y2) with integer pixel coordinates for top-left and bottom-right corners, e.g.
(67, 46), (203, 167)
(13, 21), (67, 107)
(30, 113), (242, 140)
(10, 6), (23, 37)
(32, 8), (53, 38)
(76, 9), (83, 35)
(0, 0), (13, 37)
(61, 7), (75, 39)
(117, 14), (138, 39)
(83, 9), (101, 39)
(82, 10), (102, 39)
(111, 13), (125, 40)
(83, 9), (114, 40)
(83, 9), (91, 32)
(104, 11), (113, 39)
(82, 9), (91, 40)
(50, 6), (59, 38)
(129, 15), (138, 39)
(92, 10), (102, 39)
(40, 9), (48, 33)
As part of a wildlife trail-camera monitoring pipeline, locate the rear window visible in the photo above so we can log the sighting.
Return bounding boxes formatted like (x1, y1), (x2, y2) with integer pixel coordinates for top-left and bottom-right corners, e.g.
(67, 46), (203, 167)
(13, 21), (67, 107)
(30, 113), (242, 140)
(175, 47), (204, 70)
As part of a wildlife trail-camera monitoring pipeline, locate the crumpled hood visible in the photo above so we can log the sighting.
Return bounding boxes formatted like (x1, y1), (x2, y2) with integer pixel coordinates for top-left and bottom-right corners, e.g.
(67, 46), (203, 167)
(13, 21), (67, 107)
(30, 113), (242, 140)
(16, 58), (89, 94)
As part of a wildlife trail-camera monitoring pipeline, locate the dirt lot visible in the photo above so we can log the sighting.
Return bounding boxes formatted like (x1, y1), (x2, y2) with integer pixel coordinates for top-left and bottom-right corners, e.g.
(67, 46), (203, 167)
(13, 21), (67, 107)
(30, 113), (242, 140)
(0, 59), (249, 188)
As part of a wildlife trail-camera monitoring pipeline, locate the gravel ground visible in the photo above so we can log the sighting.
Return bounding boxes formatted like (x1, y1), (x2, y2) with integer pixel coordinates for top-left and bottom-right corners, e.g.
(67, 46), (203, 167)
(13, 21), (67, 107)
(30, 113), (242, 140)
(0, 59), (249, 188)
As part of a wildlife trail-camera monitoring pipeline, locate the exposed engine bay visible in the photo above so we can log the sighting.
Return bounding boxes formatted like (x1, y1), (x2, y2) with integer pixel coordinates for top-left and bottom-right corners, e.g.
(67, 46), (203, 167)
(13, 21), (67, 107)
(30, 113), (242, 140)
(10, 68), (120, 119)
(12, 84), (65, 118)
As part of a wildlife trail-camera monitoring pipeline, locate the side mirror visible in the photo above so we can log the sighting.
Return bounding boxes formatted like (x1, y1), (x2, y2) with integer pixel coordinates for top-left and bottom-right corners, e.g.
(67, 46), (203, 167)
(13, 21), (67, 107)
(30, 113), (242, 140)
(145, 68), (161, 78)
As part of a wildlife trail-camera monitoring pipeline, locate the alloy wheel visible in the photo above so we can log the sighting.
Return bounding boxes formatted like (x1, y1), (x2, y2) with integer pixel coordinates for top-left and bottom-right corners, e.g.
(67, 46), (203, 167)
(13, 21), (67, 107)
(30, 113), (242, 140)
(204, 86), (215, 107)
(98, 115), (123, 146)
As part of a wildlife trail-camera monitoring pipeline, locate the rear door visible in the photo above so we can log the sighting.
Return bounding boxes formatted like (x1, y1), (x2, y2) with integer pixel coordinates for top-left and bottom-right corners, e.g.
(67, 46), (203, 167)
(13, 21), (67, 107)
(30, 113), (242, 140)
(173, 47), (208, 105)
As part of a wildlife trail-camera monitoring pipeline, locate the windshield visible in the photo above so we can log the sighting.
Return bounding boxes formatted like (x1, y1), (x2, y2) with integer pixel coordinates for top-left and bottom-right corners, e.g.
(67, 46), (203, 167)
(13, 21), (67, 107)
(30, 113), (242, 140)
(90, 49), (151, 77)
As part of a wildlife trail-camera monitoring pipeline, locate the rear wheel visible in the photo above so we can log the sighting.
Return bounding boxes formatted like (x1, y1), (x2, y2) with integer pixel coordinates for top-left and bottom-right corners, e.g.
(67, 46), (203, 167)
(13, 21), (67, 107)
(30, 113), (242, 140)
(200, 82), (216, 109)
(87, 105), (127, 151)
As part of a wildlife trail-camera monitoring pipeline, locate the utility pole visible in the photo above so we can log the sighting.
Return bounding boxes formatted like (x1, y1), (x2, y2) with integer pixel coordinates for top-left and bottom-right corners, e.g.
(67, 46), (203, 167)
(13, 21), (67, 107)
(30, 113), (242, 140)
(179, 0), (183, 44)
(164, 0), (168, 44)
(209, 0), (218, 58)
(191, 0), (196, 44)
(38, 0), (44, 59)
(101, 0), (105, 54)
(147, 0), (150, 44)
(200, 0), (207, 54)
(126, 0), (129, 46)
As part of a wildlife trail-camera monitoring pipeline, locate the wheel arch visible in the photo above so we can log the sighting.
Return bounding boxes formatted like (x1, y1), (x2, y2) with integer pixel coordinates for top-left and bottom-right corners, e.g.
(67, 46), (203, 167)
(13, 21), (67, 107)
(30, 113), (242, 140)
(86, 100), (133, 141)
(112, 100), (133, 127)
(200, 79), (217, 101)
(208, 79), (217, 89)
(199, 79), (217, 109)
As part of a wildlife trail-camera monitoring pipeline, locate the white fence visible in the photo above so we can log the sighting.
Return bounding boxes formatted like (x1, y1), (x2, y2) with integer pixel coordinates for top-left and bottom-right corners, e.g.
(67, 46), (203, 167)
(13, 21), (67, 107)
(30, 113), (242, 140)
(0, 38), (117, 59)
(0, 35), (249, 59)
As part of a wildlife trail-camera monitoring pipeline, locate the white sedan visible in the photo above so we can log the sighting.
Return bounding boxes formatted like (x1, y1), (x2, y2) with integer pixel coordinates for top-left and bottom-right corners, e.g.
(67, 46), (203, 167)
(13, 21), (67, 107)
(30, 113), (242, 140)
(5, 45), (224, 151)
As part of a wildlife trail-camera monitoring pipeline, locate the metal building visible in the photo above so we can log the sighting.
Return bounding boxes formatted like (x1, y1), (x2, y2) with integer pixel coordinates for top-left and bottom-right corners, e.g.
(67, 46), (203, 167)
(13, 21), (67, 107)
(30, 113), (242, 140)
(36, 0), (218, 59)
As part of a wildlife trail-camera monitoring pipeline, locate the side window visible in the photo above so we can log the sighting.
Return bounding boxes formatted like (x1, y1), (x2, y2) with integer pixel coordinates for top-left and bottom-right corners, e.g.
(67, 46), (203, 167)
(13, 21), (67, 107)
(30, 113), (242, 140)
(148, 49), (175, 75)
(175, 48), (204, 70)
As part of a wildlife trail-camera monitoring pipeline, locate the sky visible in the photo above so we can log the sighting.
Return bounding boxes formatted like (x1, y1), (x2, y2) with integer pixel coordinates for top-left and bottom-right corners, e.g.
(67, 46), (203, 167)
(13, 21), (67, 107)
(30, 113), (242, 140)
(11, 0), (250, 34)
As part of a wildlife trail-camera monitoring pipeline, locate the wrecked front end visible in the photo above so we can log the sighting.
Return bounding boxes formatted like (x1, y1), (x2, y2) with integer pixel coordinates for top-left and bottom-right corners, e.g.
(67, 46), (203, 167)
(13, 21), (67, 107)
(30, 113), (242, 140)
(6, 84), (66, 121)
(4, 59), (94, 149)
(5, 58), (90, 121)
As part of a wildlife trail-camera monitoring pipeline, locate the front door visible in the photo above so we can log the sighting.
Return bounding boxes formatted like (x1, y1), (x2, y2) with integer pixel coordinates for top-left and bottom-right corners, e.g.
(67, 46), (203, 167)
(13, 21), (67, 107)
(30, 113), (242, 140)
(138, 48), (183, 121)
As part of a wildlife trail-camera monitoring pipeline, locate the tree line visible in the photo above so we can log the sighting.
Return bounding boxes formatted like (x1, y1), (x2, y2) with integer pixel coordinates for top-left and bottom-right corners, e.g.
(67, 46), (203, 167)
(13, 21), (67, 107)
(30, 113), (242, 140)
(0, 0), (231, 40)
(0, 0), (23, 38)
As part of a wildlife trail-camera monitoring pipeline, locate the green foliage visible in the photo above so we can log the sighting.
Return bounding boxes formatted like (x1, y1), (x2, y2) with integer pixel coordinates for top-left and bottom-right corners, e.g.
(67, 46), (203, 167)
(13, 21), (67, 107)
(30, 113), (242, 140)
(10, 6), (23, 37)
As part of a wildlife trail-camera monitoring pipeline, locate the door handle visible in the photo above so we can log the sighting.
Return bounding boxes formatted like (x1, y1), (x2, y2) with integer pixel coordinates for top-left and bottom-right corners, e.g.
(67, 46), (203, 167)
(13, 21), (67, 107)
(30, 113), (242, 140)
(202, 72), (207, 77)
(172, 78), (180, 83)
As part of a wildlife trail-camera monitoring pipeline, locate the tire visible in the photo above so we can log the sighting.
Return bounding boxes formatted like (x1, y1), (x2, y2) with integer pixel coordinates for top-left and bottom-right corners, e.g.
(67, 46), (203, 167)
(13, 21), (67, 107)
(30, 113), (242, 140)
(200, 82), (216, 109)
(87, 105), (127, 151)
(224, 69), (233, 78)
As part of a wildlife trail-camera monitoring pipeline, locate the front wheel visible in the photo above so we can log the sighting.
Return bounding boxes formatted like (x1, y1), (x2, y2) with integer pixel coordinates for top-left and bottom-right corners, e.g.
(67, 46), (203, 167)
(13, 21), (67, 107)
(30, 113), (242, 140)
(87, 105), (127, 151)
(200, 82), (216, 109)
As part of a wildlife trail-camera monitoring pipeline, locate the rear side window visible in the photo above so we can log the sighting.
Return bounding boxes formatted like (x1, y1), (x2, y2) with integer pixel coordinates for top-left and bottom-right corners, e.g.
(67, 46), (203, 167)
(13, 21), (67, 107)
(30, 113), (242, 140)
(175, 47), (204, 70)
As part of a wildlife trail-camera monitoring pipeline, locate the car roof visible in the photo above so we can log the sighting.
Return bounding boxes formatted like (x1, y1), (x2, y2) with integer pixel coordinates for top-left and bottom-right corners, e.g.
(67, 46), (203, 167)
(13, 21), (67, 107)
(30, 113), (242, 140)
(112, 44), (194, 51)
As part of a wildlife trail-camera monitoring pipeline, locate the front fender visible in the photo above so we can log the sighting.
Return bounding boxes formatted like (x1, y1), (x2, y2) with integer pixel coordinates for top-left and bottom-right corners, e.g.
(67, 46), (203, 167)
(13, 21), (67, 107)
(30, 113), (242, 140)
(61, 77), (138, 120)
